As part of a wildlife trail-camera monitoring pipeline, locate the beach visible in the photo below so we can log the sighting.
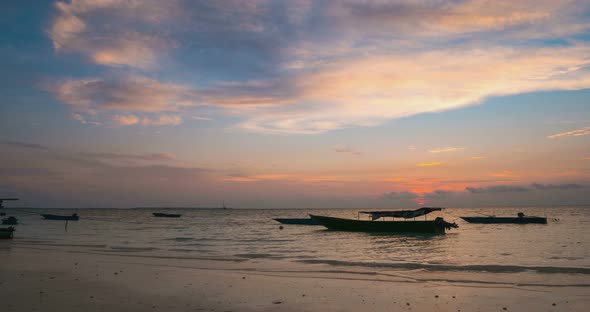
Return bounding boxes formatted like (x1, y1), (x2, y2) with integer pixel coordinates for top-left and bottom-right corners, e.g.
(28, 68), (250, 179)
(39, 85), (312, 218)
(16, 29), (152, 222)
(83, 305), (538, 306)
(1, 245), (587, 312)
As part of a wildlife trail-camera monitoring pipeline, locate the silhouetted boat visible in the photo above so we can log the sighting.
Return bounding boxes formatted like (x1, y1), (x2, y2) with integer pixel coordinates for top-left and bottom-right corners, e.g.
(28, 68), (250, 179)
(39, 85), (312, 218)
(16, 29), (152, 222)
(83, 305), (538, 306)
(42, 213), (79, 221)
(309, 207), (457, 234)
(1, 216), (18, 225)
(0, 226), (15, 239)
(461, 212), (547, 224)
(273, 218), (321, 225)
(152, 212), (181, 218)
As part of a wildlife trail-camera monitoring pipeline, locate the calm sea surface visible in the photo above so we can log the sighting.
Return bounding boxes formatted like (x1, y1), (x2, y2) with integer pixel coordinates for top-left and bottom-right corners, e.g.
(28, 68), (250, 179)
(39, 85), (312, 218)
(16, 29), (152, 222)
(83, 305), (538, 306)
(3, 207), (589, 282)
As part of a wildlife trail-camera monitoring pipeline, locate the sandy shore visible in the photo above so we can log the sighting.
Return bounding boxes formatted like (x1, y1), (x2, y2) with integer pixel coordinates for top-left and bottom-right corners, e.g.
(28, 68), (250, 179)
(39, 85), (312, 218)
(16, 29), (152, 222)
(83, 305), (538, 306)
(0, 245), (587, 312)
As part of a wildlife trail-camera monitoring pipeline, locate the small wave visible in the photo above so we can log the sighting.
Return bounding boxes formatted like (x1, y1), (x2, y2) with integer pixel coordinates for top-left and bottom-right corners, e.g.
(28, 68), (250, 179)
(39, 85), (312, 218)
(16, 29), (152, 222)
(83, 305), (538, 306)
(164, 237), (195, 242)
(109, 246), (158, 252)
(234, 253), (284, 259)
(15, 242), (108, 248)
(297, 259), (590, 275)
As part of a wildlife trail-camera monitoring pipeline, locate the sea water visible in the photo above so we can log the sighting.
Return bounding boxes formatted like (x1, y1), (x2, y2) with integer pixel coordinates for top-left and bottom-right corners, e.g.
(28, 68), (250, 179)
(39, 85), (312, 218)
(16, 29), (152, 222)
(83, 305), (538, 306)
(2, 206), (589, 287)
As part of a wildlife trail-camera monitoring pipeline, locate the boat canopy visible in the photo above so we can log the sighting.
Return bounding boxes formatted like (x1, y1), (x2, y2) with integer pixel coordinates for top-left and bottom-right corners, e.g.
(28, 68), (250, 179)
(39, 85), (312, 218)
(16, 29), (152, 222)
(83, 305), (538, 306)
(359, 207), (443, 220)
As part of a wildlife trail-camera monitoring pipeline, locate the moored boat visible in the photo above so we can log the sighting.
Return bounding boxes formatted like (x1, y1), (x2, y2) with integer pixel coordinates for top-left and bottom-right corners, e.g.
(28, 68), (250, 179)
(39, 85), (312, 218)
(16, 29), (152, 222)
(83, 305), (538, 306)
(152, 212), (181, 218)
(309, 207), (457, 234)
(42, 213), (79, 221)
(461, 212), (547, 224)
(0, 226), (15, 239)
(1, 216), (18, 225)
(273, 218), (321, 225)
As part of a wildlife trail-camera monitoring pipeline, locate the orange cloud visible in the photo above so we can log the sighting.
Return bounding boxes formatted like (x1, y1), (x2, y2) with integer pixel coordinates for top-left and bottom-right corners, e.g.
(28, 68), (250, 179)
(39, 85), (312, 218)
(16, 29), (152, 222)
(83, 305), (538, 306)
(429, 147), (465, 153)
(113, 114), (183, 126)
(417, 162), (444, 167)
(490, 170), (519, 178)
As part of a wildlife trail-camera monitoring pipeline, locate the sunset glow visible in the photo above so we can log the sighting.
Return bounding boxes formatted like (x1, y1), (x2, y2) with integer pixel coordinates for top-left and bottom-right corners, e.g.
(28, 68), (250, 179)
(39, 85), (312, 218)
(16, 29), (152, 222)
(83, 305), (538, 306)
(0, 0), (589, 208)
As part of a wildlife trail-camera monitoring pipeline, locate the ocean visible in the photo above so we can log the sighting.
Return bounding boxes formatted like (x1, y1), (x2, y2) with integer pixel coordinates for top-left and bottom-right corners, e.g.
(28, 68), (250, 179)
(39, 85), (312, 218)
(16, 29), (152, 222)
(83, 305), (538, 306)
(2, 206), (589, 288)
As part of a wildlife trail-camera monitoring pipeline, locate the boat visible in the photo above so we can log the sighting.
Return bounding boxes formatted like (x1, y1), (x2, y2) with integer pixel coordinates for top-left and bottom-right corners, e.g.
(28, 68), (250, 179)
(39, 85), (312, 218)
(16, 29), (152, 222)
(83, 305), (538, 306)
(1, 216), (18, 225)
(152, 212), (181, 218)
(273, 218), (321, 225)
(460, 212), (547, 224)
(309, 207), (458, 234)
(0, 226), (15, 239)
(41, 213), (79, 221)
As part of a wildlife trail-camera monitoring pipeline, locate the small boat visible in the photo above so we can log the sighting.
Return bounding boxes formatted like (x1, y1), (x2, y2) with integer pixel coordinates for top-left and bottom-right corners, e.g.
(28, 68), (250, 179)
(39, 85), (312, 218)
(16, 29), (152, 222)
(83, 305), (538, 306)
(461, 212), (547, 224)
(310, 207), (458, 234)
(0, 226), (15, 239)
(273, 218), (321, 225)
(41, 213), (79, 221)
(152, 212), (181, 218)
(1, 216), (18, 225)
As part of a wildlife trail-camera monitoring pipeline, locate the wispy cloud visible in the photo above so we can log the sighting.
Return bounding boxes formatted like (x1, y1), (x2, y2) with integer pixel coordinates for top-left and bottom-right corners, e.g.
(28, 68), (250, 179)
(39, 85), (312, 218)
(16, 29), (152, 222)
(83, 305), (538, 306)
(490, 170), (519, 178)
(531, 183), (585, 190)
(380, 191), (419, 201)
(429, 147), (465, 153)
(79, 152), (175, 162)
(1, 140), (49, 150)
(417, 162), (443, 167)
(470, 156), (486, 160)
(547, 127), (590, 138)
(113, 114), (183, 126)
(466, 185), (531, 194)
(332, 144), (362, 155)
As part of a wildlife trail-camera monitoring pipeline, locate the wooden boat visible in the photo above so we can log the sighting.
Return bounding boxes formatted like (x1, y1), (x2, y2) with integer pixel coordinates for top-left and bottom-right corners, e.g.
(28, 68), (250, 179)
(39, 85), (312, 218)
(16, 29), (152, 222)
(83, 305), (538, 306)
(309, 207), (458, 234)
(152, 212), (181, 218)
(0, 226), (15, 239)
(1, 216), (18, 225)
(41, 213), (79, 221)
(273, 218), (321, 225)
(461, 212), (547, 224)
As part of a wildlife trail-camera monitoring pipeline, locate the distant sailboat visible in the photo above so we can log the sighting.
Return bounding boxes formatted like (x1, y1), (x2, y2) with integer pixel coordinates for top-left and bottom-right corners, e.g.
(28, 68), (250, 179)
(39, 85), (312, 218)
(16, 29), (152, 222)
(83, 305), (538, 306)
(222, 201), (229, 209)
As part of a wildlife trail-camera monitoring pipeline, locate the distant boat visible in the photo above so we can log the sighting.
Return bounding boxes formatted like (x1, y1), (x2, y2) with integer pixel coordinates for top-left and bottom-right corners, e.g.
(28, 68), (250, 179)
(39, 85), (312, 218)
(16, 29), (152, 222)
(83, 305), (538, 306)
(273, 218), (321, 225)
(461, 212), (547, 224)
(42, 213), (79, 221)
(152, 212), (181, 218)
(0, 226), (15, 239)
(1, 216), (18, 225)
(309, 207), (458, 234)
(222, 201), (230, 209)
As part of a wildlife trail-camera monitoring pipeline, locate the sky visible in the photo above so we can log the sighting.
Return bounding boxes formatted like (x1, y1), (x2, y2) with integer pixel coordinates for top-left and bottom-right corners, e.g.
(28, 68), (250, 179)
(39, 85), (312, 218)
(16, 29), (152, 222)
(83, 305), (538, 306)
(0, 0), (589, 208)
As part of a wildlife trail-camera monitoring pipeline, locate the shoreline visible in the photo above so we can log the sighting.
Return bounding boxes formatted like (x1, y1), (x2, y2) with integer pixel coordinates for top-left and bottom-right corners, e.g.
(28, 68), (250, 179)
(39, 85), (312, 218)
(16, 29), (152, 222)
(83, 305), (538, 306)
(1, 245), (587, 311)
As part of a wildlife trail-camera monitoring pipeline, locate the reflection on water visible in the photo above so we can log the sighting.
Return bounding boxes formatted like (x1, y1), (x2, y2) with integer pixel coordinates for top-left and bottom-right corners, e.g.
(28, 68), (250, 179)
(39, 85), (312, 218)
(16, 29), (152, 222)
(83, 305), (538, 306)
(1, 207), (589, 273)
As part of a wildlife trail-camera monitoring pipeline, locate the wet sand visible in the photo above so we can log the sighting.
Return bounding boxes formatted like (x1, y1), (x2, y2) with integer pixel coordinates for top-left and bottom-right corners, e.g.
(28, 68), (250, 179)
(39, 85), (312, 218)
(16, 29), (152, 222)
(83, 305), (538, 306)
(0, 246), (587, 312)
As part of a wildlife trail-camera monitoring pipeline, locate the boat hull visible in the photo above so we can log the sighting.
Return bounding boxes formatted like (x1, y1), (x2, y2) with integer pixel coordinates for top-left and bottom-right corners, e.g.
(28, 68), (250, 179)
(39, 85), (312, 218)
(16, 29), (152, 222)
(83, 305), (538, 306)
(309, 215), (446, 234)
(273, 218), (321, 225)
(460, 217), (547, 224)
(152, 213), (181, 218)
(41, 214), (79, 221)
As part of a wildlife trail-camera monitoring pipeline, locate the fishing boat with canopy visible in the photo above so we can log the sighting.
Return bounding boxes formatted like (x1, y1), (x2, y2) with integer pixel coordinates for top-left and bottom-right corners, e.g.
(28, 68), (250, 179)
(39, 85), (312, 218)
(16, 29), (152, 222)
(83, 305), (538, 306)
(310, 207), (458, 234)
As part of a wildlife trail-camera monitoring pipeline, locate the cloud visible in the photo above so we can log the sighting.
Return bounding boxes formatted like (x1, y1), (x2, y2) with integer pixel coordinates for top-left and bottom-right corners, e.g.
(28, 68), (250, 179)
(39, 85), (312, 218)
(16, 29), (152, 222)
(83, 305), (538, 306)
(79, 152), (175, 162)
(1, 140), (49, 150)
(332, 144), (362, 155)
(429, 147), (465, 153)
(72, 113), (102, 125)
(46, 1), (590, 133)
(547, 127), (590, 138)
(113, 114), (183, 126)
(380, 191), (418, 201)
(52, 76), (191, 113)
(531, 183), (585, 190)
(490, 170), (519, 178)
(417, 162), (443, 167)
(466, 185), (531, 194)
(49, 0), (180, 69)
